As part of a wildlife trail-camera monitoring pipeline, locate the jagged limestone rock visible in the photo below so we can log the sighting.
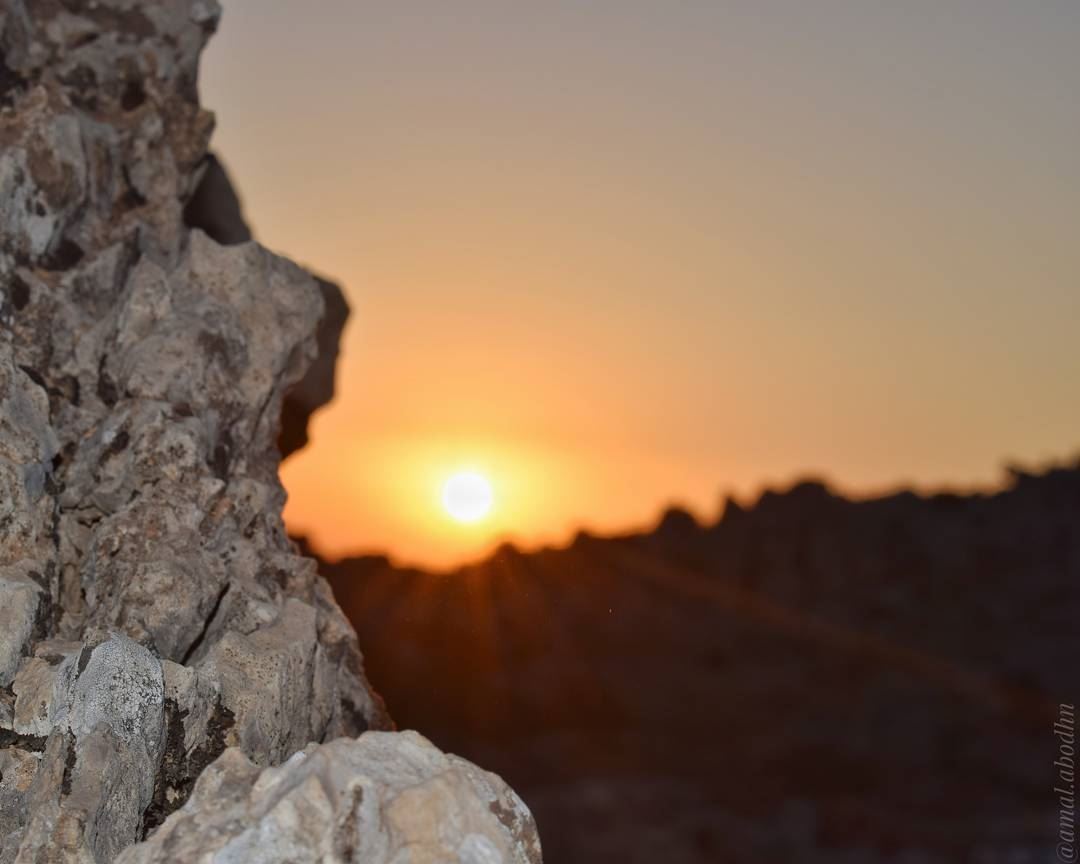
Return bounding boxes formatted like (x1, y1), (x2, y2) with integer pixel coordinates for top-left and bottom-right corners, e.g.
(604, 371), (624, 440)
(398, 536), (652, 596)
(181, 152), (350, 459)
(0, 1), (540, 861)
(117, 731), (543, 864)
(14, 635), (166, 863)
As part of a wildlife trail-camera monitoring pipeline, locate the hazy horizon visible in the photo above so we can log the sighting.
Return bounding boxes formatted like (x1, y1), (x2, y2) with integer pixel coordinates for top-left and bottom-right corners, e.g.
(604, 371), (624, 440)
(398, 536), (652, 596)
(301, 452), (1076, 571)
(202, 1), (1080, 568)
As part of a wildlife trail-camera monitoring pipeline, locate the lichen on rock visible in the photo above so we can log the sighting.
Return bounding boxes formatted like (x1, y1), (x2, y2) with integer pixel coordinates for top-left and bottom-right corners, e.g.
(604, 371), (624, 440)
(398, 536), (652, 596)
(0, 1), (539, 861)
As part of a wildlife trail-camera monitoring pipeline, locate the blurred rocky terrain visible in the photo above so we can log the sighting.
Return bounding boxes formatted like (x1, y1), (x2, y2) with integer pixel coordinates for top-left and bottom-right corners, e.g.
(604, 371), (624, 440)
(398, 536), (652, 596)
(0, 2), (538, 861)
(319, 462), (1079, 863)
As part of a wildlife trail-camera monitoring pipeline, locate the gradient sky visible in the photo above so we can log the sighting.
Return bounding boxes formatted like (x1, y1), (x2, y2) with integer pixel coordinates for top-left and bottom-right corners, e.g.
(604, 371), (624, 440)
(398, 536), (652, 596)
(202, 1), (1079, 568)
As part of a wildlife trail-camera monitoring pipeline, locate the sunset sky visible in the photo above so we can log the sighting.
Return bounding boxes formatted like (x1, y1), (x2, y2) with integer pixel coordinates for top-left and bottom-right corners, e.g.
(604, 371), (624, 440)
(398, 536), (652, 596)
(202, 2), (1079, 568)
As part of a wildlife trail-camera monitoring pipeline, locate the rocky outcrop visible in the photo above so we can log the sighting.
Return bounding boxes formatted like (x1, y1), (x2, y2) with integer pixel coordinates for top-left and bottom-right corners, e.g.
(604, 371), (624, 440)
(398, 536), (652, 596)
(0, 1), (538, 861)
(180, 152), (349, 459)
(117, 732), (542, 864)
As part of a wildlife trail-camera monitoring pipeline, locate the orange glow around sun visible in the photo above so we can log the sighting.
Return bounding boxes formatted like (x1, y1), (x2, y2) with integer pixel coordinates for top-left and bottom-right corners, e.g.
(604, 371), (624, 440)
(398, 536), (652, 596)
(280, 427), (593, 569)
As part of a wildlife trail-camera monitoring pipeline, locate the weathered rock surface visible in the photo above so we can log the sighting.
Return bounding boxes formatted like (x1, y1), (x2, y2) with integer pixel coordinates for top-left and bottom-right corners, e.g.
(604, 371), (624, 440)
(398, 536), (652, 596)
(117, 731), (542, 864)
(181, 151), (350, 459)
(0, 1), (539, 861)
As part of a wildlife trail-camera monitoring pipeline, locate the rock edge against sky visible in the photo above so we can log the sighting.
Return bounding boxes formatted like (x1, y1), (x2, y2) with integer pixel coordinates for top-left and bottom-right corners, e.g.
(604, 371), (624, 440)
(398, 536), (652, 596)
(0, 1), (540, 861)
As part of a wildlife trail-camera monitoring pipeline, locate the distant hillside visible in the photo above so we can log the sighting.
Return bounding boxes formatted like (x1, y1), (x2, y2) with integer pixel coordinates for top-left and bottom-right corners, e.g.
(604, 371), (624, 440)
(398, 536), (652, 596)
(307, 461), (1079, 864)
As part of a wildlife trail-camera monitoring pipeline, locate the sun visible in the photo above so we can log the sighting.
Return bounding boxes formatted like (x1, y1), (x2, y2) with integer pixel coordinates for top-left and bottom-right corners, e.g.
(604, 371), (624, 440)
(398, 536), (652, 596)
(441, 471), (494, 524)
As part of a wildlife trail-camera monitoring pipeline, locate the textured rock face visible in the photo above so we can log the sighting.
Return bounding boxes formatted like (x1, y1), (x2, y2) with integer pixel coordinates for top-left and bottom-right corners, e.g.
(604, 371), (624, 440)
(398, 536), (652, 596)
(117, 732), (543, 864)
(180, 152), (350, 459)
(278, 275), (350, 458)
(0, 2), (539, 861)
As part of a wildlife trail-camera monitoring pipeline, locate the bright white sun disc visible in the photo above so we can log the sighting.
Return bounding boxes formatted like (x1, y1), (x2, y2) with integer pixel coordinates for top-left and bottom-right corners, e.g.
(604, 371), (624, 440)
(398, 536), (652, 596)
(441, 471), (493, 523)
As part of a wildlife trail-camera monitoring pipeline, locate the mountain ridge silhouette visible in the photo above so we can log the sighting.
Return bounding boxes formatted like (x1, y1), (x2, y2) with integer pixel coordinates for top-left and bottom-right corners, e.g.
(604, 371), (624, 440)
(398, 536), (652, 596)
(301, 455), (1079, 863)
